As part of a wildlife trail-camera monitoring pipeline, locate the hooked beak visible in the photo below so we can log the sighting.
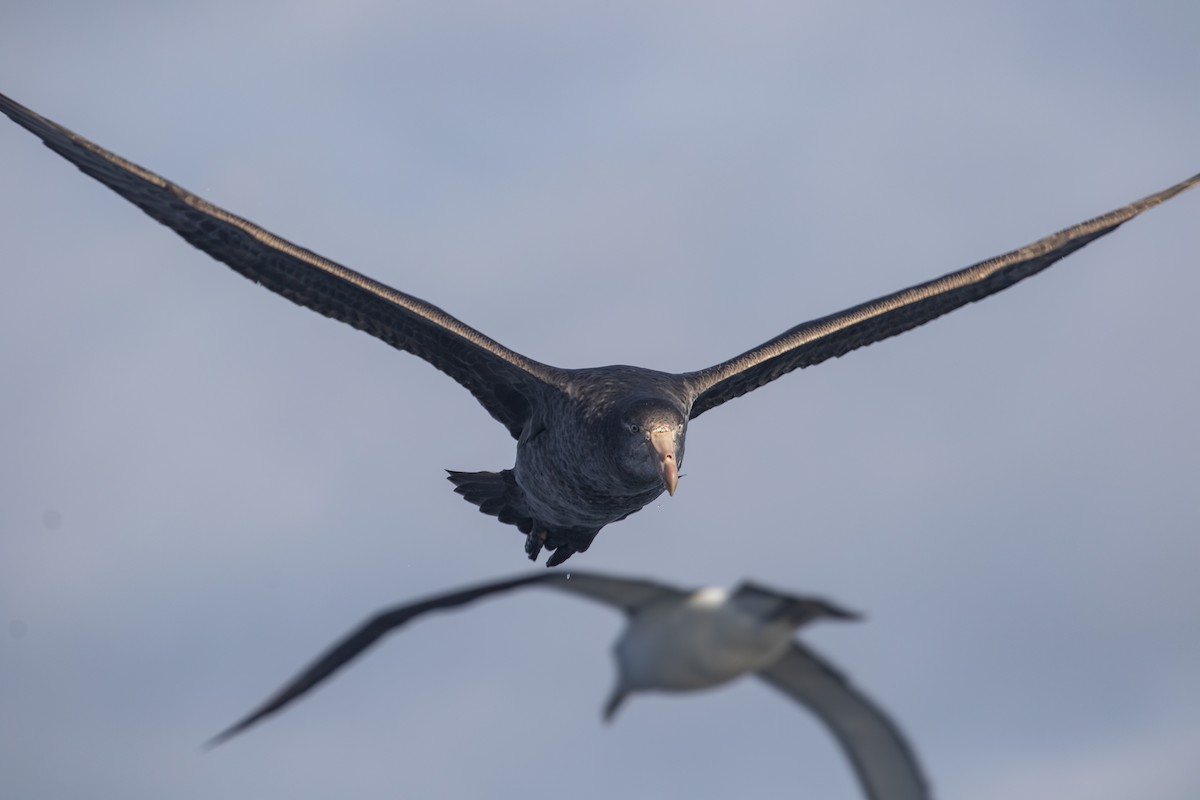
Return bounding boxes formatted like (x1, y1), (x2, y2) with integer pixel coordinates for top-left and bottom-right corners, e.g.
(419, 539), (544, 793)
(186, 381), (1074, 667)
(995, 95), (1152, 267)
(649, 429), (679, 496)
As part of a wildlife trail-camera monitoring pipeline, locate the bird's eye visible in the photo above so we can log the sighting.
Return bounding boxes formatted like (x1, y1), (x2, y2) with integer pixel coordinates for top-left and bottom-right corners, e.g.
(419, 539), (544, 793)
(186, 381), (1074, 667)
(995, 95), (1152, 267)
(629, 423), (640, 433)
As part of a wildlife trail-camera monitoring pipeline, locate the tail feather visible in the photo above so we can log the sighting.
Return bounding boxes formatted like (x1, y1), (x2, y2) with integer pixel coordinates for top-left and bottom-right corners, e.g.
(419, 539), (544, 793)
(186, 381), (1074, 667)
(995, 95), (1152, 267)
(603, 688), (629, 722)
(446, 470), (600, 566)
(446, 469), (534, 534)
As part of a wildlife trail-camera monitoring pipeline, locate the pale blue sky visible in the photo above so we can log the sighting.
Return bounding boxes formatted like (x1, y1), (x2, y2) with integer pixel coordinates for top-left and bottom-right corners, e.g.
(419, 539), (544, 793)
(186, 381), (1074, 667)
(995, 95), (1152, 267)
(2, 2), (1198, 798)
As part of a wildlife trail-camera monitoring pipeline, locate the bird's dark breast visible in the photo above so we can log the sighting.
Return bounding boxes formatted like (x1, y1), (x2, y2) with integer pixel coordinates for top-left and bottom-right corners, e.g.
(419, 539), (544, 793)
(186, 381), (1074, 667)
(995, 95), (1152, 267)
(452, 368), (690, 560)
(514, 430), (665, 531)
(512, 367), (690, 530)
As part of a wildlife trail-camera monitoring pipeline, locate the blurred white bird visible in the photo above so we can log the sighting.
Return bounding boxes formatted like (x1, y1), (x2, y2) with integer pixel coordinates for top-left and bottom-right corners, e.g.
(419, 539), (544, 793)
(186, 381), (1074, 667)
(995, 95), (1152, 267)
(210, 571), (930, 800)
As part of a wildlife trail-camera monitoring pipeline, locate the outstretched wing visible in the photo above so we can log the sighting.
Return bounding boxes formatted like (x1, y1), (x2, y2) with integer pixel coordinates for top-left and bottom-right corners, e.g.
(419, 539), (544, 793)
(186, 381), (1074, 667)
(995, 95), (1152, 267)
(546, 570), (687, 614)
(0, 92), (565, 438)
(686, 172), (1200, 418)
(757, 643), (930, 800)
(207, 570), (679, 745)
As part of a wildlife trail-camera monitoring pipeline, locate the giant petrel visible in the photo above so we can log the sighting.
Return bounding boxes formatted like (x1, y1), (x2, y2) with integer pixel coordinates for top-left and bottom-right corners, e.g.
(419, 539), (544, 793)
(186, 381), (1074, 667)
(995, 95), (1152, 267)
(1, 92), (1196, 564)
(208, 571), (930, 800)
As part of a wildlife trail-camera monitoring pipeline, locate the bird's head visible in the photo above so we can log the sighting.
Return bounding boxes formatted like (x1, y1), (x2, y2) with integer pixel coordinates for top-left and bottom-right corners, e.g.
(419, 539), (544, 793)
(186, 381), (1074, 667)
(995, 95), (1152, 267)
(610, 396), (687, 495)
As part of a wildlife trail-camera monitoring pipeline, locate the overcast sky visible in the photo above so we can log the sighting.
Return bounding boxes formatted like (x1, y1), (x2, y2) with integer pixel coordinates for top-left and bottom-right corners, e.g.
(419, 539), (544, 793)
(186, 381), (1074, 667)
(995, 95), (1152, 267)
(2, 2), (1198, 798)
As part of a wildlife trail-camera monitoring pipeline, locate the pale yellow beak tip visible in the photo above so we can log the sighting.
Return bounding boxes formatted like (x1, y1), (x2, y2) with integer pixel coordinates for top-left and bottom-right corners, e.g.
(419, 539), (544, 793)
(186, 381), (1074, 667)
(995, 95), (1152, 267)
(662, 460), (679, 496)
(649, 430), (680, 497)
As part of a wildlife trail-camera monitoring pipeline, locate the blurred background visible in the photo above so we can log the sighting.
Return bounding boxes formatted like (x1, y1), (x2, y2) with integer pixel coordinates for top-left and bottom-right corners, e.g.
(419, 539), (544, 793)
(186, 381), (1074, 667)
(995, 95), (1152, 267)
(1, 2), (1198, 798)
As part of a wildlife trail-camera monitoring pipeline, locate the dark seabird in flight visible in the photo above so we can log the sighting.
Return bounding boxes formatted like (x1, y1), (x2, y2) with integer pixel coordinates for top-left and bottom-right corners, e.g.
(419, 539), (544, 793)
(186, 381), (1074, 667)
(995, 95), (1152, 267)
(209, 571), (930, 800)
(2, 92), (1196, 564)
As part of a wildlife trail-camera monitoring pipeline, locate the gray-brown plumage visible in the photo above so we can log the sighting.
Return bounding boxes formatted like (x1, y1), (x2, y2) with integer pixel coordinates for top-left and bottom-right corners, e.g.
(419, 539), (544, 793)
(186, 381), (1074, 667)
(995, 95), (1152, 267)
(2, 91), (1196, 564)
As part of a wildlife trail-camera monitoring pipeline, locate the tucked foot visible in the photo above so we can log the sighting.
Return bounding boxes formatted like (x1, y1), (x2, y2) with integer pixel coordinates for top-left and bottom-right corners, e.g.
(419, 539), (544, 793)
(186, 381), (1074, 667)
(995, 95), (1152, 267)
(524, 529), (547, 561)
(545, 544), (577, 568)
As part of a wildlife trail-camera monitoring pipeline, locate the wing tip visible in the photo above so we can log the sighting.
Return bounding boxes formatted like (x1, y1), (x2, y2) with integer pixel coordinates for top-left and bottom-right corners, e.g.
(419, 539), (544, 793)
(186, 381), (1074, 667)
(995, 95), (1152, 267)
(203, 717), (256, 750)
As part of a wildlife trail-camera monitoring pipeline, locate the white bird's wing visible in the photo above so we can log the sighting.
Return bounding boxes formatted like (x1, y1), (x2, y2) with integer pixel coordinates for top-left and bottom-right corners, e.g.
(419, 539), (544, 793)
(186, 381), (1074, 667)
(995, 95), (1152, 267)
(545, 570), (688, 614)
(756, 642), (930, 800)
(207, 571), (681, 746)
